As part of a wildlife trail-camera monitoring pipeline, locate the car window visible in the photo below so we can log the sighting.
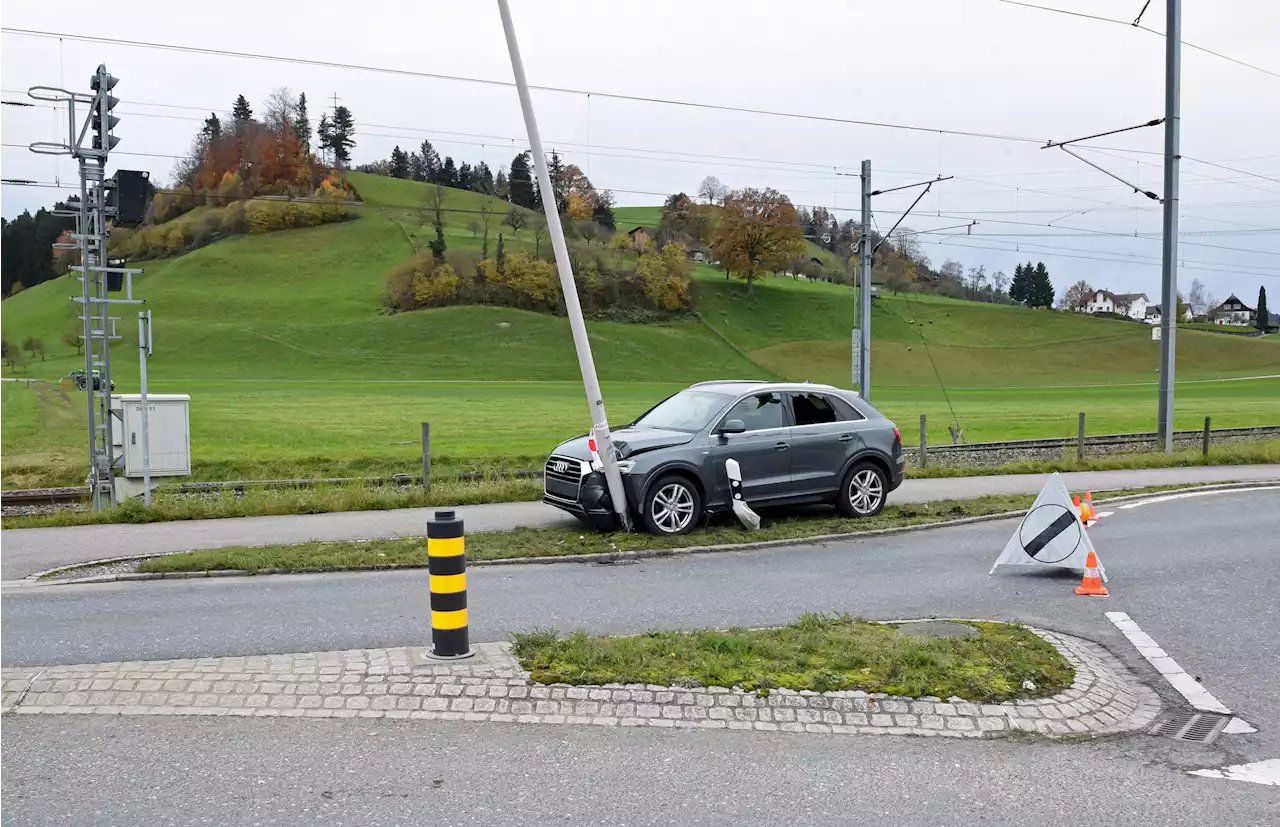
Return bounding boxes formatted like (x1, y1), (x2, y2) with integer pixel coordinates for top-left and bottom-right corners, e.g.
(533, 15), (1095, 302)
(828, 395), (866, 422)
(632, 390), (733, 432)
(723, 392), (788, 431)
(791, 393), (840, 426)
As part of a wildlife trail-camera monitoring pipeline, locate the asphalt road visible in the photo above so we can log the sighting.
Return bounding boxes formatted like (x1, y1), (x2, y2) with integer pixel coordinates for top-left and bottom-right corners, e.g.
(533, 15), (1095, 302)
(5, 487), (1279, 825)
(5, 715), (1277, 827)
(4, 464), (1277, 580)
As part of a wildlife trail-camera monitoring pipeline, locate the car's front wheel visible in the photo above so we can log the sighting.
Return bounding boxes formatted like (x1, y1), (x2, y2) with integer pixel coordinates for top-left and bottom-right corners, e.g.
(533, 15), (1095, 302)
(837, 461), (887, 518)
(641, 475), (701, 536)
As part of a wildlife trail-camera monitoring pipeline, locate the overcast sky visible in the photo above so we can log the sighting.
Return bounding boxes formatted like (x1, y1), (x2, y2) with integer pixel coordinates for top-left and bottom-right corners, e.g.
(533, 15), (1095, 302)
(3, 0), (1278, 304)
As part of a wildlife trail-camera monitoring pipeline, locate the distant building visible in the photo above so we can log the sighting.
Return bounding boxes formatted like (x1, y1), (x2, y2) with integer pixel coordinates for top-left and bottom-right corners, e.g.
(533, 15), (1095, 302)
(1212, 294), (1256, 325)
(1080, 289), (1148, 321)
(626, 226), (651, 251)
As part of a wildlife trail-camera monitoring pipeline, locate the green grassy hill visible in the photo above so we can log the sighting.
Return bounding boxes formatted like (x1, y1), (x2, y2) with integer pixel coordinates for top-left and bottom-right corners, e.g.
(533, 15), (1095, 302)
(2, 186), (1276, 487)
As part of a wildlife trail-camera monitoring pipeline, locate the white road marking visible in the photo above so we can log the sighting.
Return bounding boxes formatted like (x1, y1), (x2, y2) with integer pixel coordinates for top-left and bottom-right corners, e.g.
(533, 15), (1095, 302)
(1105, 611), (1232, 715)
(1118, 486), (1280, 509)
(1093, 510), (1114, 519)
(1188, 759), (1280, 786)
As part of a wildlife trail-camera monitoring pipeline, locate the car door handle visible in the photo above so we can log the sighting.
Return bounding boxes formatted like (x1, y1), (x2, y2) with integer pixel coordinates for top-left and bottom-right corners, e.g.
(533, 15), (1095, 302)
(838, 434), (854, 442)
(774, 442), (789, 451)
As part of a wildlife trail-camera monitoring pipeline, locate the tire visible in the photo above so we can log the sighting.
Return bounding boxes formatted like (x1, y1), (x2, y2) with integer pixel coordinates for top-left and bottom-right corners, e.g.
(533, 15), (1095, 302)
(836, 461), (887, 518)
(641, 474), (702, 536)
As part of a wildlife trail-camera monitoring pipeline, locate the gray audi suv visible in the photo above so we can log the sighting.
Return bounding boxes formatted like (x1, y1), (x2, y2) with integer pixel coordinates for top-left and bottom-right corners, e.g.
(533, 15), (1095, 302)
(543, 380), (905, 535)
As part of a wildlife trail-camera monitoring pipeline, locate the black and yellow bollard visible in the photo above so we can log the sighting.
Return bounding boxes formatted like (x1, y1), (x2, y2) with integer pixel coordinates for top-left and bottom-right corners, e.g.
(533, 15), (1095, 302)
(427, 509), (472, 659)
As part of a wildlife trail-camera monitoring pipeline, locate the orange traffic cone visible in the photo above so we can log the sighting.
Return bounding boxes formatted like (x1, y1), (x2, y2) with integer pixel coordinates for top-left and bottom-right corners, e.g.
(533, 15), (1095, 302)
(1075, 551), (1109, 596)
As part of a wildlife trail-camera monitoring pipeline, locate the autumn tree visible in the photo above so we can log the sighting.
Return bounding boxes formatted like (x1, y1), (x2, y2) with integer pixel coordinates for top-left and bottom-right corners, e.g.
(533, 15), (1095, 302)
(710, 188), (805, 293)
(478, 199), (494, 258)
(1059, 279), (1093, 311)
(698, 175), (728, 205)
(263, 88), (297, 136)
(529, 215), (547, 258)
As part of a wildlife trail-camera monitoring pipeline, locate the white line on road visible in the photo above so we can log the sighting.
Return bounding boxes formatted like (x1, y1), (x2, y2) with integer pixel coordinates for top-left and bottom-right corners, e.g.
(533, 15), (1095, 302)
(1117, 486), (1280, 510)
(1105, 611), (1232, 715)
(1188, 759), (1280, 786)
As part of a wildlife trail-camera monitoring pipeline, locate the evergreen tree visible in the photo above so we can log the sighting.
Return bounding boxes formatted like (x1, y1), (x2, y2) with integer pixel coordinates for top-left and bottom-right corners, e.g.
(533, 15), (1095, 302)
(457, 161), (474, 190)
(232, 95), (253, 130)
(408, 152), (426, 182)
(201, 113), (222, 143)
(495, 168), (510, 201)
(317, 113), (332, 163)
(1009, 263), (1027, 304)
(294, 93), (312, 154)
(329, 105), (356, 165)
(420, 140), (442, 182)
(546, 149), (568, 213)
(1031, 262), (1054, 307)
(1257, 286), (1270, 331)
(441, 157), (458, 187)
(474, 161), (495, 195)
(592, 198), (616, 230)
(390, 146), (410, 179)
(508, 152), (536, 209)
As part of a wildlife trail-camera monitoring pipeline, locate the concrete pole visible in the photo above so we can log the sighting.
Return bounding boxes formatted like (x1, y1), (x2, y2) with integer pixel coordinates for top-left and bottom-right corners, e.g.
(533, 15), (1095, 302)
(858, 160), (872, 399)
(1156, 0), (1181, 452)
(497, 0), (631, 530)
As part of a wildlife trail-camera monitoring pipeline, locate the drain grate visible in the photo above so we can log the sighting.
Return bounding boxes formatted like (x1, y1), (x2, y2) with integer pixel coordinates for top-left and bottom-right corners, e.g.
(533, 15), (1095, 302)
(1149, 711), (1230, 744)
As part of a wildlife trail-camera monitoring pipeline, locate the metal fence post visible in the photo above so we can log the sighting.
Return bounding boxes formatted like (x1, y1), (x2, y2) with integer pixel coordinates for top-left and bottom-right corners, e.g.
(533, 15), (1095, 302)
(1203, 416), (1211, 457)
(427, 509), (472, 659)
(421, 422), (431, 491)
(1077, 412), (1086, 462)
(919, 414), (928, 468)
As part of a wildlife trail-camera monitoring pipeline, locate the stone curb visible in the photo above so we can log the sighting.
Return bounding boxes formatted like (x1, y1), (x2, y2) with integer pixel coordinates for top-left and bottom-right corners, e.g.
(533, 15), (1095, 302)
(0, 626), (1161, 740)
(27, 480), (1276, 586)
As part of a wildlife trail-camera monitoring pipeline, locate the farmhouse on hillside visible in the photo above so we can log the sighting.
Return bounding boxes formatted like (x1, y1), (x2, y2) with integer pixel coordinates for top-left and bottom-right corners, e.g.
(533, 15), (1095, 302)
(1144, 304), (1193, 324)
(1211, 294), (1256, 325)
(626, 226), (652, 251)
(1079, 289), (1149, 321)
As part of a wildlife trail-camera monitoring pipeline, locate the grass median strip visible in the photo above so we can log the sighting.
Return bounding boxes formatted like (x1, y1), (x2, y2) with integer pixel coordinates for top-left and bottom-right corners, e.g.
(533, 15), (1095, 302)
(133, 493), (1039, 575)
(511, 614), (1074, 703)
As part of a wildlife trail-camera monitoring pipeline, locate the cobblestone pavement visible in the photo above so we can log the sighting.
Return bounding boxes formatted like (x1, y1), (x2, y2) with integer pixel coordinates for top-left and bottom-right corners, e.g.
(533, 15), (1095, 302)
(1, 629), (1160, 739)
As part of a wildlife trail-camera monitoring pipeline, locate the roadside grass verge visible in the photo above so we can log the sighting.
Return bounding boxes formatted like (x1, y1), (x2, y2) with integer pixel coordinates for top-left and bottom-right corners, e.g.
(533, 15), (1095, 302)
(511, 615), (1074, 703)
(5, 477), (543, 529)
(907, 439), (1280, 478)
(135, 492), (1049, 574)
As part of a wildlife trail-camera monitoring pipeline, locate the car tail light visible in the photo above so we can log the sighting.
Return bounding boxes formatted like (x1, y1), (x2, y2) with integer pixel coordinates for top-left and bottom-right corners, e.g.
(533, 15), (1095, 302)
(893, 426), (901, 444)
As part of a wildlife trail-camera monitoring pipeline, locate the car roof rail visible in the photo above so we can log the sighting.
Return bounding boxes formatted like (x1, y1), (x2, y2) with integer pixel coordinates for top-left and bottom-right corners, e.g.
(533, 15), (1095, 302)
(689, 379), (769, 387)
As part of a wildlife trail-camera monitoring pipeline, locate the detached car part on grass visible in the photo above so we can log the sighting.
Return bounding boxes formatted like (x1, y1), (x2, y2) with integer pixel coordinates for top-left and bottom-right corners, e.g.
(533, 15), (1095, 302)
(543, 380), (905, 536)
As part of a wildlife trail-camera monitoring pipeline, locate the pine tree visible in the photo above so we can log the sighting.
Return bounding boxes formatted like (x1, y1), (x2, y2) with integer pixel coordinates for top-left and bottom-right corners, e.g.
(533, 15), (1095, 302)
(496, 168), (510, 201)
(508, 152), (535, 209)
(475, 162), (495, 195)
(294, 93), (312, 154)
(457, 161), (474, 190)
(201, 113), (222, 143)
(408, 152), (426, 182)
(329, 105), (356, 165)
(546, 150), (568, 213)
(390, 146), (409, 179)
(1257, 286), (1270, 332)
(232, 95), (253, 130)
(1032, 262), (1054, 307)
(441, 157), (458, 187)
(420, 140), (441, 183)
(316, 113), (332, 164)
(1009, 263), (1027, 304)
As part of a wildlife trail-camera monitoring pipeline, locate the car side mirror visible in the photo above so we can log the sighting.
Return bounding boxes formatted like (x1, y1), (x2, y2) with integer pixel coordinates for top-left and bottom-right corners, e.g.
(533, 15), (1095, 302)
(719, 419), (746, 436)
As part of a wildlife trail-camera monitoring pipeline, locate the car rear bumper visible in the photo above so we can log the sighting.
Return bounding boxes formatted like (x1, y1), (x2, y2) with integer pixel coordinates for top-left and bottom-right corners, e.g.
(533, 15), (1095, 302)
(890, 456), (905, 491)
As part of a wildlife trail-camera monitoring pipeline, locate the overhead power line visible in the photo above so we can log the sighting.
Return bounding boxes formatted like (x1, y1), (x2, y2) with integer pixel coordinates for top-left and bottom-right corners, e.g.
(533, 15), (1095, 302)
(0, 27), (1053, 144)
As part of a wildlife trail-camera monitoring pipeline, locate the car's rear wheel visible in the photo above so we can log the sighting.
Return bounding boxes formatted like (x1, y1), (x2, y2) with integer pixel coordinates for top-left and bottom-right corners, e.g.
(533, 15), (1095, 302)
(641, 475), (701, 536)
(837, 461), (887, 518)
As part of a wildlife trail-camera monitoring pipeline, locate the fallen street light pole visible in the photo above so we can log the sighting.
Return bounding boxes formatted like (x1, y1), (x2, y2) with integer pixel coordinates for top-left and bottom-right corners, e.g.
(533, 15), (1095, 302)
(497, 0), (632, 530)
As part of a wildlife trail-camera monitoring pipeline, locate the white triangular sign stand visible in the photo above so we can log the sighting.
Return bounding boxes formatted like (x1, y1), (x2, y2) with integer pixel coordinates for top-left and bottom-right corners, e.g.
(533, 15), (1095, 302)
(989, 472), (1106, 581)
(725, 458), (761, 530)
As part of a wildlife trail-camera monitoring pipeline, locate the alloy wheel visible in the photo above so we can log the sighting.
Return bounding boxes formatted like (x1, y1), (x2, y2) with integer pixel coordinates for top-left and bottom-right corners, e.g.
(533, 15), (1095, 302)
(651, 483), (695, 533)
(847, 469), (884, 515)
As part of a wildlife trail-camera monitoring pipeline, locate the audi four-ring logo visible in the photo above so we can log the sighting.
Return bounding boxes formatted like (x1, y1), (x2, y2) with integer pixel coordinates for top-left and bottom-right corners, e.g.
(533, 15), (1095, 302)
(550, 460), (571, 473)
